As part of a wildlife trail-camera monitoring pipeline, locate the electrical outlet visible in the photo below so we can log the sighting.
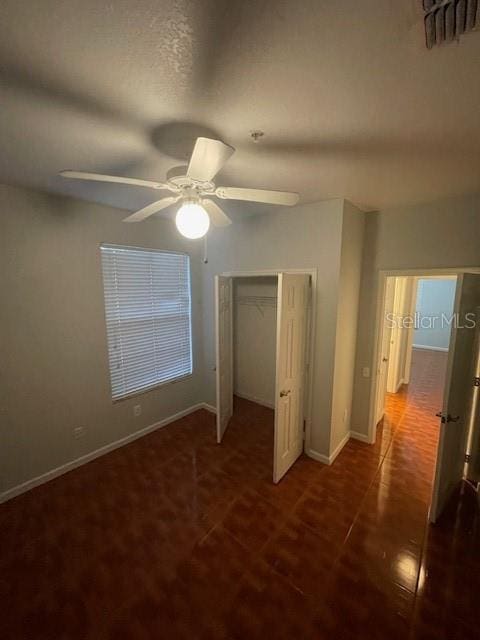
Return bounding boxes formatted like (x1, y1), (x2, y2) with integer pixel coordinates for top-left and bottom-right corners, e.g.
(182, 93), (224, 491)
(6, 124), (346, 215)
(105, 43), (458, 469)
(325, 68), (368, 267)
(74, 426), (85, 439)
(133, 404), (142, 417)
(362, 367), (370, 378)
(343, 408), (348, 423)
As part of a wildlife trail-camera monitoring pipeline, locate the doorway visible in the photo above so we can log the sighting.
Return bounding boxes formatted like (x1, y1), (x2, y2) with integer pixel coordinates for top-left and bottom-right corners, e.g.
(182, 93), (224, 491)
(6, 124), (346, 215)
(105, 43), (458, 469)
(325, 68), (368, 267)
(371, 270), (480, 523)
(215, 270), (314, 484)
(376, 275), (457, 426)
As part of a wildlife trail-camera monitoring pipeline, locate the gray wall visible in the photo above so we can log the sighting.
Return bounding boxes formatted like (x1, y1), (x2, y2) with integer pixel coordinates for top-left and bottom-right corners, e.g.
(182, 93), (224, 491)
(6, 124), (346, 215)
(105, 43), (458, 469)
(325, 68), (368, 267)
(0, 184), (205, 494)
(351, 193), (480, 438)
(331, 201), (365, 450)
(201, 199), (345, 457)
(413, 278), (457, 350)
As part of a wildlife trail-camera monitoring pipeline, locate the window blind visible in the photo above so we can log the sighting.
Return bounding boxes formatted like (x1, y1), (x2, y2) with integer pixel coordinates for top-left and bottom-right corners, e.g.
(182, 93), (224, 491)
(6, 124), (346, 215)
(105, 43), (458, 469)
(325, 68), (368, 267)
(100, 244), (192, 400)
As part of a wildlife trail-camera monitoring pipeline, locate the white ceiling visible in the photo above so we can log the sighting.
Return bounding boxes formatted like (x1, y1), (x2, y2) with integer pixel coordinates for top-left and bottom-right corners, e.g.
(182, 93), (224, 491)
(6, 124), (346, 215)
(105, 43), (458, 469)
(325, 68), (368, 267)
(1, 0), (479, 214)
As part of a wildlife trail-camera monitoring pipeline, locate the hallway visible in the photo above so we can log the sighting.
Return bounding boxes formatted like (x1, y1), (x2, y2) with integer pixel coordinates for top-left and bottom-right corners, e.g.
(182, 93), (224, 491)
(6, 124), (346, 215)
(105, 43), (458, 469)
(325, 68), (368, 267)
(1, 351), (479, 639)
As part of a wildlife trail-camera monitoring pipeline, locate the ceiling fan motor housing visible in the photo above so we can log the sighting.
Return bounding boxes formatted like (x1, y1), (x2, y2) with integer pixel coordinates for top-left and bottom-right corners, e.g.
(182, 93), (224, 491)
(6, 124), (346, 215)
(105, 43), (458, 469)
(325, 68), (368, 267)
(166, 165), (216, 196)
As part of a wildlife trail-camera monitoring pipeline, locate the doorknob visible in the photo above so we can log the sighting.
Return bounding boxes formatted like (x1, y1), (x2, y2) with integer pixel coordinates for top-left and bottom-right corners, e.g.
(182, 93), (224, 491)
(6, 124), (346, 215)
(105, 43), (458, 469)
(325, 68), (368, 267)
(280, 390), (290, 397)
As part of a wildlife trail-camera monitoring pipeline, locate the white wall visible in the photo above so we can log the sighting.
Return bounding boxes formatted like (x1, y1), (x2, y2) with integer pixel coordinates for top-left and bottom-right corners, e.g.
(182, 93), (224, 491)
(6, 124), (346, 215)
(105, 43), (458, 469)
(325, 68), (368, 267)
(413, 278), (457, 351)
(351, 193), (480, 438)
(233, 277), (277, 408)
(0, 184), (205, 494)
(201, 199), (345, 457)
(331, 201), (365, 450)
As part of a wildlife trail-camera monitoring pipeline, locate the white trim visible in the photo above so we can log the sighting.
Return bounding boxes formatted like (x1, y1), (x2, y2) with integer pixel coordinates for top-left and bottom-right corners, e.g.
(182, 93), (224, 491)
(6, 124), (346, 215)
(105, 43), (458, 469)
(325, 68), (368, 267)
(329, 432), (351, 463)
(305, 448), (330, 465)
(403, 277), (419, 385)
(201, 402), (216, 414)
(412, 344), (449, 352)
(0, 403), (211, 504)
(233, 391), (275, 409)
(350, 430), (371, 443)
(305, 431), (350, 466)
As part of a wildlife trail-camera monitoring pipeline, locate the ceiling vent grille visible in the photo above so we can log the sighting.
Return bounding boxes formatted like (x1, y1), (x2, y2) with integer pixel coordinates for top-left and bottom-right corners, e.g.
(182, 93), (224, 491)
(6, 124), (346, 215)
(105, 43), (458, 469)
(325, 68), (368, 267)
(423, 0), (479, 48)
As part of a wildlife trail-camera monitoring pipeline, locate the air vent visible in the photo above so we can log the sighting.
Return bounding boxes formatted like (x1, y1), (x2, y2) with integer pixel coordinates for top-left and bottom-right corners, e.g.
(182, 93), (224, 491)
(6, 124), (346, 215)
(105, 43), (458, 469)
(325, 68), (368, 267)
(423, 0), (479, 48)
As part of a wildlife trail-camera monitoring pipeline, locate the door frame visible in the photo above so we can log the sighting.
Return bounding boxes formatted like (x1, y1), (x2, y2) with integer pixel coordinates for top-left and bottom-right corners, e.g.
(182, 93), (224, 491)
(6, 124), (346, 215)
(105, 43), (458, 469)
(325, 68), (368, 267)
(368, 266), (480, 445)
(386, 276), (409, 394)
(403, 277), (419, 385)
(215, 275), (234, 443)
(218, 268), (317, 453)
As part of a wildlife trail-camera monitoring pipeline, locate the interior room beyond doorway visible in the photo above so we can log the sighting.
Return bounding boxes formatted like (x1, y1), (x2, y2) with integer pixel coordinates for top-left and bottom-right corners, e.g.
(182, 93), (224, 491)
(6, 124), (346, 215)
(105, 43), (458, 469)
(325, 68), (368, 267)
(375, 275), (455, 512)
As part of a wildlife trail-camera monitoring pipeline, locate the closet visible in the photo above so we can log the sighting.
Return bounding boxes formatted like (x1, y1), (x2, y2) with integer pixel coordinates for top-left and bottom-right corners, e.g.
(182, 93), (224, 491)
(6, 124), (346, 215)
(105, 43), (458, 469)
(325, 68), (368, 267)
(216, 271), (312, 483)
(233, 276), (277, 408)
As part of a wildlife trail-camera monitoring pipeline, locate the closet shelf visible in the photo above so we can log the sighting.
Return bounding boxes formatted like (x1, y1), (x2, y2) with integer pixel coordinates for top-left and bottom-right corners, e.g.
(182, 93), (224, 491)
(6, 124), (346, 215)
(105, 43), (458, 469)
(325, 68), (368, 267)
(237, 295), (277, 308)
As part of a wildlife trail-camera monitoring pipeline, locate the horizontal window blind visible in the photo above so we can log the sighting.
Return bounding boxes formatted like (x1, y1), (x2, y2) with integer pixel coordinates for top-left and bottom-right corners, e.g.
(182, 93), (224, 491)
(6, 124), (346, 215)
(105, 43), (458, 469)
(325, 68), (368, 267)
(100, 244), (192, 400)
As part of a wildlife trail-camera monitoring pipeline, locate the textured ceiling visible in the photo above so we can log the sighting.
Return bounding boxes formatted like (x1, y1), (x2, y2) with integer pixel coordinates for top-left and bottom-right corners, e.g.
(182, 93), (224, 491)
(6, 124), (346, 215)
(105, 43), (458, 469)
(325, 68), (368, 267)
(0, 0), (479, 214)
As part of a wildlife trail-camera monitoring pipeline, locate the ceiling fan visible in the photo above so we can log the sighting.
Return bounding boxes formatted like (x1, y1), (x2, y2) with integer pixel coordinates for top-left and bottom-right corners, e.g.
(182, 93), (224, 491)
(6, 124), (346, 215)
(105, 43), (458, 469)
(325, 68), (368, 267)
(60, 137), (299, 239)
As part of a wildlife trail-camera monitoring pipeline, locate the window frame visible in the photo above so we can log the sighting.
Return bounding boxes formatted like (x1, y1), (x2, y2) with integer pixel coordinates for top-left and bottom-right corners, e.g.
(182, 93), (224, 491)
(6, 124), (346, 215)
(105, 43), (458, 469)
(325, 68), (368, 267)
(100, 243), (193, 402)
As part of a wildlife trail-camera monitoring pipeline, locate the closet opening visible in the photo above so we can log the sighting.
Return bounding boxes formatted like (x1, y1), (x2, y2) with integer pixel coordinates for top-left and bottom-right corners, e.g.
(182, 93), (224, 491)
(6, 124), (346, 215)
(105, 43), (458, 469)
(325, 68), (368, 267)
(234, 276), (278, 410)
(215, 271), (315, 483)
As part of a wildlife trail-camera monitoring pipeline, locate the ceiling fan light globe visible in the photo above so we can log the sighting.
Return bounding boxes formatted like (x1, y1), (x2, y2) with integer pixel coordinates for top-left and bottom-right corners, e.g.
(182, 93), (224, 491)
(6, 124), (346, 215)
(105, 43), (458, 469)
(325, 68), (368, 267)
(175, 202), (210, 239)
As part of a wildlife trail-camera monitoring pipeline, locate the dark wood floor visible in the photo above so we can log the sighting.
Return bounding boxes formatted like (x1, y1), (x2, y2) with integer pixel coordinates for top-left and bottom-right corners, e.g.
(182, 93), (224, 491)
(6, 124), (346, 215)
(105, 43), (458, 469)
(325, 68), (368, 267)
(1, 348), (479, 639)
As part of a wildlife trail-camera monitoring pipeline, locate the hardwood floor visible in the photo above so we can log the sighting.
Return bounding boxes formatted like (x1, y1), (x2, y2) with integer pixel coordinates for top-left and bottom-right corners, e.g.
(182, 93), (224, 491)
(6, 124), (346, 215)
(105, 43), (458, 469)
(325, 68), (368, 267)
(1, 348), (479, 639)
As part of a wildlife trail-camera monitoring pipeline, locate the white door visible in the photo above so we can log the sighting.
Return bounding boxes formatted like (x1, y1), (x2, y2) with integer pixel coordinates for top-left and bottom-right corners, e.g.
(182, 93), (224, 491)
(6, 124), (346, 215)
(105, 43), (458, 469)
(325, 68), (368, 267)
(375, 277), (395, 425)
(215, 275), (233, 443)
(387, 277), (408, 393)
(273, 273), (309, 483)
(430, 273), (480, 522)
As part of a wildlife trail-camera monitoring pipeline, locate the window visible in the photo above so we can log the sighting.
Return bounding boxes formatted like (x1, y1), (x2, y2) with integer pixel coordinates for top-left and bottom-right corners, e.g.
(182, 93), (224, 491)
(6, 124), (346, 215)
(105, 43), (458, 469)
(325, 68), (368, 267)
(100, 244), (192, 400)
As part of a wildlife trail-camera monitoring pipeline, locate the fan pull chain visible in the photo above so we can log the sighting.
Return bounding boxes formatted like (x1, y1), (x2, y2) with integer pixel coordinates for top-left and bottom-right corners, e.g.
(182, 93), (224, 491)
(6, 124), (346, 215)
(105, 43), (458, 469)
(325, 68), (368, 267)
(203, 234), (208, 264)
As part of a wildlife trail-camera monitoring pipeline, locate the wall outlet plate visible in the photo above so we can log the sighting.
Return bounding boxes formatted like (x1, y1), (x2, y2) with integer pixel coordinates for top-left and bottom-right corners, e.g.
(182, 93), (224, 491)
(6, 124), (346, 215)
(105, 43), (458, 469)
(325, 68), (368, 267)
(362, 367), (370, 378)
(74, 426), (85, 439)
(133, 404), (142, 417)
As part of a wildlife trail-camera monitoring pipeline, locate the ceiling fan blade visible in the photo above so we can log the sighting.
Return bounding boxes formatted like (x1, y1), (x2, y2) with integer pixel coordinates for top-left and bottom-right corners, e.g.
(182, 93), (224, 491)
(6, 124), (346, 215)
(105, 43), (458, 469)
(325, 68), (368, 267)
(123, 196), (180, 223)
(202, 199), (232, 227)
(215, 186), (299, 206)
(187, 137), (235, 182)
(60, 170), (169, 191)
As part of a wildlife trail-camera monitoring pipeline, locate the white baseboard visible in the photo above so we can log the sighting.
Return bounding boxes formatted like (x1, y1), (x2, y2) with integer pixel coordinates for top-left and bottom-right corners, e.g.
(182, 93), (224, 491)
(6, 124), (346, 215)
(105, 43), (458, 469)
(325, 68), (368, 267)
(201, 402), (216, 414)
(350, 430), (371, 443)
(330, 432), (351, 463)
(1, 400), (375, 503)
(306, 428), (373, 466)
(306, 431), (350, 466)
(0, 402), (211, 504)
(305, 448), (330, 465)
(233, 391), (275, 409)
(412, 344), (449, 352)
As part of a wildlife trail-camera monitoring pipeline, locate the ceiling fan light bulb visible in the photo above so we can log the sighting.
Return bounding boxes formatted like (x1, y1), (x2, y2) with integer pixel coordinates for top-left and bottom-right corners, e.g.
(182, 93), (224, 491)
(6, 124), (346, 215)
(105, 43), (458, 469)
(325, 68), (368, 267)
(175, 202), (210, 239)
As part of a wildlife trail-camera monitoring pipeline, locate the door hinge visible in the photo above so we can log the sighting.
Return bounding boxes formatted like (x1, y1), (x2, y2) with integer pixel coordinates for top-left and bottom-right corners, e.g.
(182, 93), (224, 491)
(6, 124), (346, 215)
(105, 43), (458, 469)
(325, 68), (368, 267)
(474, 377), (480, 387)
(465, 452), (471, 463)
(302, 420), (306, 440)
